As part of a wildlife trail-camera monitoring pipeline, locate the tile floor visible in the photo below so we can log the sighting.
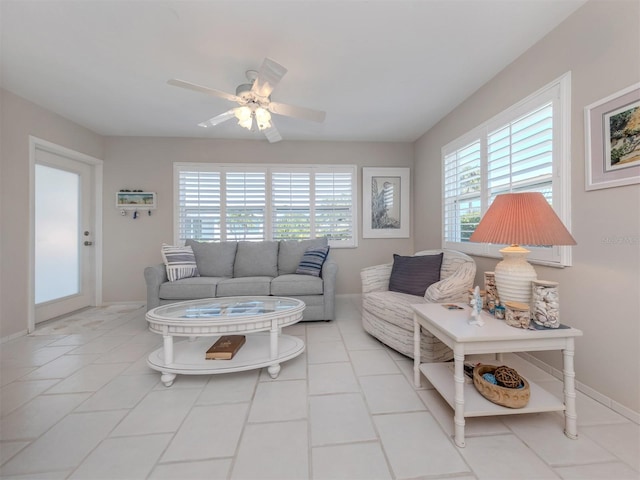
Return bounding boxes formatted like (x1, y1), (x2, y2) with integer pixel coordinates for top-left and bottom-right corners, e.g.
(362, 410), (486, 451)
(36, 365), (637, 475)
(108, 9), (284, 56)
(1, 295), (638, 480)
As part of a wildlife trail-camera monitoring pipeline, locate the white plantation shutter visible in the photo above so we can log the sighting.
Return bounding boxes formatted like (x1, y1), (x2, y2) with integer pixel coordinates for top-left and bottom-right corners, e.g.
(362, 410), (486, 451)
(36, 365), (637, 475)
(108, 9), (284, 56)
(177, 170), (221, 241)
(174, 164), (357, 247)
(225, 172), (266, 241)
(442, 73), (571, 266)
(315, 171), (354, 245)
(443, 140), (481, 244)
(487, 103), (553, 203)
(272, 172), (311, 239)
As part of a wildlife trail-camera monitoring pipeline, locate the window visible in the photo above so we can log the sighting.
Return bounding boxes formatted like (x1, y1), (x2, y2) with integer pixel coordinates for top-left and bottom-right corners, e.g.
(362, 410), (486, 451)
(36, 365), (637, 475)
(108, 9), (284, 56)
(442, 73), (572, 266)
(175, 164), (357, 248)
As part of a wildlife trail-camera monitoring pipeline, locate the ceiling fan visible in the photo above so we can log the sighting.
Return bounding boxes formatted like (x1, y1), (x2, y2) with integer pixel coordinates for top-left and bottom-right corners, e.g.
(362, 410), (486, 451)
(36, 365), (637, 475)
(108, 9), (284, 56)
(168, 58), (326, 143)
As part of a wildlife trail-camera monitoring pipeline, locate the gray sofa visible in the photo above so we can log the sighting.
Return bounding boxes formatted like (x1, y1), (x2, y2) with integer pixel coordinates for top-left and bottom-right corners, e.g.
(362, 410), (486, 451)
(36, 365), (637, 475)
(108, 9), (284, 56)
(144, 238), (337, 321)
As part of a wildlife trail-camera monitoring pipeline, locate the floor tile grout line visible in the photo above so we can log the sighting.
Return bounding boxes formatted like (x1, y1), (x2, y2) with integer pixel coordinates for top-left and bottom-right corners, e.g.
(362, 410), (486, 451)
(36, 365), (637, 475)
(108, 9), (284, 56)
(339, 317), (397, 480)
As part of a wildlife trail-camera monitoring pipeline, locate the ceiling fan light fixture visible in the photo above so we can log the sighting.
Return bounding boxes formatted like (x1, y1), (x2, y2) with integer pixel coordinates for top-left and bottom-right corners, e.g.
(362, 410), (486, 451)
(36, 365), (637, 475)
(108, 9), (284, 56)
(169, 57), (325, 142)
(255, 107), (272, 131)
(238, 116), (253, 130)
(234, 106), (253, 130)
(234, 106), (252, 121)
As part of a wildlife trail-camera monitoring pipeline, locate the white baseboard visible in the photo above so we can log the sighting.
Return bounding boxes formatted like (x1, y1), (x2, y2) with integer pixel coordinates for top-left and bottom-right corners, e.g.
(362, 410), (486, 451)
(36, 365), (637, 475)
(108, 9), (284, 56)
(1, 329), (29, 344)
(518, 352), (640, 425)
(100, 300), (146, 307)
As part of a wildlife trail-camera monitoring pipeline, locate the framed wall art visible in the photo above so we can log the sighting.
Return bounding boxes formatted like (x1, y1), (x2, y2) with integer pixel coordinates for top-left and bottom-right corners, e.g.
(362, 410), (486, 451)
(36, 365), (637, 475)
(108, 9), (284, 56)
(585, 82), (640, 191)
(116, 191), (157, 209)
(362, 167), (410, 238)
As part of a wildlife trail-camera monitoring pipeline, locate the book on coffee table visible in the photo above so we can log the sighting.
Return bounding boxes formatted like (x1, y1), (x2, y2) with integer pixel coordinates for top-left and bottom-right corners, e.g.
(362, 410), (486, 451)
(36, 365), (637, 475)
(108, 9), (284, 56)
(206, 335), (246, 360)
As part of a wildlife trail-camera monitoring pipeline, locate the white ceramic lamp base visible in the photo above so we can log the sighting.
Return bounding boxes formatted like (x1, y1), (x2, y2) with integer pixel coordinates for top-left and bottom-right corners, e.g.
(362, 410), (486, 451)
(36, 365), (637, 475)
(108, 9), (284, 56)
(494, 245), (537, 304)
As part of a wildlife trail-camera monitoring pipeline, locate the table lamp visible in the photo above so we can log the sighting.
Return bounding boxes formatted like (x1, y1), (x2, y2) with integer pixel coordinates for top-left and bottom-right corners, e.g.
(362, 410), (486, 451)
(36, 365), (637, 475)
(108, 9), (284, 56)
(469, 192), (576, 304)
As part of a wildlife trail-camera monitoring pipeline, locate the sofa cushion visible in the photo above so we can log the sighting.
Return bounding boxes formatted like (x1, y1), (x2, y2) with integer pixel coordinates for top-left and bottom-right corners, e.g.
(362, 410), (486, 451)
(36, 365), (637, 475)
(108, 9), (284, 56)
(388, 253), (443, 296)
(296, 246), (330, 277)
(278, 238), (329, 275)
(161, 244), (199, 282)
(271, 274), (324, 296)
(159, 276), (223, 300)
(233, 241), (278, 277)
(185, 240), (237, 277)
(216, 276), (272, 297)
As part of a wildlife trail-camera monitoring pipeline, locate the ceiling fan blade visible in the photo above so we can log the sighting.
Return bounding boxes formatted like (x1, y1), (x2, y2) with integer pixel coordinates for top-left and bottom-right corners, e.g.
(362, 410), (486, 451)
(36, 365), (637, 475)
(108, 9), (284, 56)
(168, 79), (240, 103)
(251, 58), (287, 98)
(262, 122), (283, 143)
(197, 109), (236, 128)
(269, 102), (326, 123)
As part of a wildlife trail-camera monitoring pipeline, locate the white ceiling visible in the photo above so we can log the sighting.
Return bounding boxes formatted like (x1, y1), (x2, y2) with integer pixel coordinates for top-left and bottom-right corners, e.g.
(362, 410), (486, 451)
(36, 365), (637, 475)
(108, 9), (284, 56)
(1, 0), (587, 143)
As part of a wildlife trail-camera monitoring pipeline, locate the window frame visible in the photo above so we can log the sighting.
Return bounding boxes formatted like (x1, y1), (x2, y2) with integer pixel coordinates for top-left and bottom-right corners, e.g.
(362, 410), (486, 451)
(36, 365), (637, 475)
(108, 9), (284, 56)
(441, 72), (572, 267)
(174, 163), (358, 248)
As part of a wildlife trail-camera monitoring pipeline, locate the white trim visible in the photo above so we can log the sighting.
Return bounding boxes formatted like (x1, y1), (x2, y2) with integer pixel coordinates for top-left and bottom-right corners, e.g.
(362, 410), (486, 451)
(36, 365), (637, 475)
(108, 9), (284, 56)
(519, 352), (639, 424)
(0, 329), (30, 344)
(28, 136), (103, 333)
(100, 301), (146, 307)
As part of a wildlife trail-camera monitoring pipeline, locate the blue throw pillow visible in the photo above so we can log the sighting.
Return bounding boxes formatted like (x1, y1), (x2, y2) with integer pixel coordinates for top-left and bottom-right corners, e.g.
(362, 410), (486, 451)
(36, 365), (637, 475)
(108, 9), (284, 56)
(296, 246), (330, 277)
(388, 253), (443, 296)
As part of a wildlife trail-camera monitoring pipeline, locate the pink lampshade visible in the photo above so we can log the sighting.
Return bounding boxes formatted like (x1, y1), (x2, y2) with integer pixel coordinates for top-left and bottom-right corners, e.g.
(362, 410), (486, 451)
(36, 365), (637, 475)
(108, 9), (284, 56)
(469, 192), (577, 246)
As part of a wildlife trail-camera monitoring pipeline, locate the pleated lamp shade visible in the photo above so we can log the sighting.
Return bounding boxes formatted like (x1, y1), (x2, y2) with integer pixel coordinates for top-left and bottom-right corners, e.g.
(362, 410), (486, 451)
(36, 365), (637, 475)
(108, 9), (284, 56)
(470, 192), (576, 305)
(469, 192), (576, 246)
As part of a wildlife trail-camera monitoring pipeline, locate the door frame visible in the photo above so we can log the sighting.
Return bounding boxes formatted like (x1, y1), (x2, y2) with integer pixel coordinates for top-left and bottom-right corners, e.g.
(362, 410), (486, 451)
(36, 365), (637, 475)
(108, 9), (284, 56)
(28, 136), (103, 333)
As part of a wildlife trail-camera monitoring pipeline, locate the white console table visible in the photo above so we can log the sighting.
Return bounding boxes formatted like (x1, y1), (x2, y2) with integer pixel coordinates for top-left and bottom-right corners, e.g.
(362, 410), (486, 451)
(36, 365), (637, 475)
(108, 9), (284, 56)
(412, 303), (582, 448)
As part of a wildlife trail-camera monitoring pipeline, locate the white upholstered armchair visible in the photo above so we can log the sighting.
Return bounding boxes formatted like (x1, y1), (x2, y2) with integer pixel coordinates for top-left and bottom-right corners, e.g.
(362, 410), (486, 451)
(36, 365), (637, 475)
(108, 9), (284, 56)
(360, 249), (476, 360)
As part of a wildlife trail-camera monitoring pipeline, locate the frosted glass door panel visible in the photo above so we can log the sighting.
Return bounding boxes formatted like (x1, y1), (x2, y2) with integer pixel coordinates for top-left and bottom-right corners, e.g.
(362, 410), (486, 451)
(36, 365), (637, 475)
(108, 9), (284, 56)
(35, 164), (80, 304)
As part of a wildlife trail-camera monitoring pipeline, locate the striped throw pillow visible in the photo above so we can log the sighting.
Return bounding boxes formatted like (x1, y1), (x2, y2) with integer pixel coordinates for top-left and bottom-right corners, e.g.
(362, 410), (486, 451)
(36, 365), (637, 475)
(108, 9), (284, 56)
(296, 246), (330, 277)
(161, 244), (200, 282)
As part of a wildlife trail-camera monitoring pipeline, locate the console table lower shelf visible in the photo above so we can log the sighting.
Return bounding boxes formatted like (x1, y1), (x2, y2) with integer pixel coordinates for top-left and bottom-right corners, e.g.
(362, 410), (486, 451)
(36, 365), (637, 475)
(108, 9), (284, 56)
(421, 363), (565, 416)
(147, 333), (305, 386)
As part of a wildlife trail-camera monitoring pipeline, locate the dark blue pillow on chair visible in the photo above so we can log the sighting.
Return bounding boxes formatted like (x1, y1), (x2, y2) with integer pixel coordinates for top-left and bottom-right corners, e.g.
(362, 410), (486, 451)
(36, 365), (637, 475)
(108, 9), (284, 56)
(388, 253), (443, 296)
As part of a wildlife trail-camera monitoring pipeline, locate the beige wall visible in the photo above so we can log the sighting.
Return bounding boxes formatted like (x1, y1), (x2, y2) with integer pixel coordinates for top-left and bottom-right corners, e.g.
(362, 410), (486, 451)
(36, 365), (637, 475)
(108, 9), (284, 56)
(102, 137), (414, 303)
(0, 89), (105, 339)
(414, 0), (640, 414)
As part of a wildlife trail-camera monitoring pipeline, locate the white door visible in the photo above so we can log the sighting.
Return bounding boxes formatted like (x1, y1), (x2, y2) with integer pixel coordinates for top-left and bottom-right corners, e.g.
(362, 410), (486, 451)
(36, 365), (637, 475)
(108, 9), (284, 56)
(34, 147), (96, 323)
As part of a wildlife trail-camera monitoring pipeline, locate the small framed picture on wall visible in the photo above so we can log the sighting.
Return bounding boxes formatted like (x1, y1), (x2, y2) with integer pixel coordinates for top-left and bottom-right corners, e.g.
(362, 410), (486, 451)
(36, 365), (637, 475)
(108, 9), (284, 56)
(585, 82), (640, 191)
(362, 167), (410, 238)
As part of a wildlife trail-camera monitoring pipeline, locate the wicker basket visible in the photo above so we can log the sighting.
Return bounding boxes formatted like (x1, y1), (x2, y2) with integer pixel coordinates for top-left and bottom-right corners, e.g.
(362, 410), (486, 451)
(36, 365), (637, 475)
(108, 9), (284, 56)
(473, 364), (530, 408)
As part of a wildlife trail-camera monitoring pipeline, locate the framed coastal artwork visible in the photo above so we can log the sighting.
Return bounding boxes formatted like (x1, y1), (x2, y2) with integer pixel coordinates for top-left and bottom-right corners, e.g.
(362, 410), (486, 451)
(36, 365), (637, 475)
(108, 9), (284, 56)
(116, 191), (157, 209)
(362, 167), (410, 238)
(585, 83), (640, 191)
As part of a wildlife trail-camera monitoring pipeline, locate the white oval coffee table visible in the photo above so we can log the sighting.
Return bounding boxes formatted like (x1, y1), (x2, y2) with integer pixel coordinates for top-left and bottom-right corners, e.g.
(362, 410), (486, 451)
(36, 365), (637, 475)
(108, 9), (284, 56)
(146, 296), (305, 386)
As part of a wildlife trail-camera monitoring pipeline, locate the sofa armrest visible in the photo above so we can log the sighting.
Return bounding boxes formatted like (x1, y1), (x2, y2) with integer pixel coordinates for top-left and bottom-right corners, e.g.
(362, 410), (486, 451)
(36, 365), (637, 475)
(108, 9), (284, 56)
(322, 259), (338, 285)
(360, 263), (392, 294)
(321, 259), (338, 320)
(144, 263), (167, 311)
(424, 260), (476, 303)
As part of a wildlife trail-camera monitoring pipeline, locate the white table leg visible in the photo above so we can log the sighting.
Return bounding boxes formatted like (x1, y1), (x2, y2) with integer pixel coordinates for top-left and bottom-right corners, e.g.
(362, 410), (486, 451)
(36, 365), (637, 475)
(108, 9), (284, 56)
(563, 338), (578, 439)
(268, 321), (281, 379)
(414, 314), (421, 388)
(453, 345), (466, 448)
(161, 335), (176, 387)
